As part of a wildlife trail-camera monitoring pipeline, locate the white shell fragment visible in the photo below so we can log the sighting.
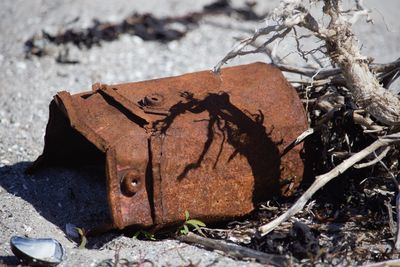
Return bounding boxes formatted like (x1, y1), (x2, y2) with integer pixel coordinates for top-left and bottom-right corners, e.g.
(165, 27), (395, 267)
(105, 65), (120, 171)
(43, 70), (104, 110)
(10, 236), (65, 266)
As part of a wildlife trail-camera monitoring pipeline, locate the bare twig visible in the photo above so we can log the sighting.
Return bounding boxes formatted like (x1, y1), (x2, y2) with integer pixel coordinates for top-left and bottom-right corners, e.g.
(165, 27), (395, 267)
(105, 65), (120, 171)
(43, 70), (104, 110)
(353, 146), (391, 169)
(377, 158), (400, 250)
(352, 111), (386, 132)
(177, 232), (289, 266)
(258, 133), (400, 236)
(213, 25), (290, 72)
(361, 259), (400, 267)
(384, 200), (396, 235)
(281, 128), (314, 157)
(275, 59), (400, 80)
(371, 58), (400, 73)
(395, 192), (400, 251)
(275, 63), (340, 79)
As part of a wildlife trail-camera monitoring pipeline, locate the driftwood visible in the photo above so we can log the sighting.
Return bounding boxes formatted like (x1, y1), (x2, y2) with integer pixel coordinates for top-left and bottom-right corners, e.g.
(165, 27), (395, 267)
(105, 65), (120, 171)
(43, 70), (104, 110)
(177, 232), (289, 266)
(214, 0), (400, 126)
(322, 0), (400, 126)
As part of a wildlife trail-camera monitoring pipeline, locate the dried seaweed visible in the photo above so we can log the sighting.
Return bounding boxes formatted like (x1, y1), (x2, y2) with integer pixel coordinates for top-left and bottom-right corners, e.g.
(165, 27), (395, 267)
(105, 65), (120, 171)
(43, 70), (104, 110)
(24, 0), (266, 59)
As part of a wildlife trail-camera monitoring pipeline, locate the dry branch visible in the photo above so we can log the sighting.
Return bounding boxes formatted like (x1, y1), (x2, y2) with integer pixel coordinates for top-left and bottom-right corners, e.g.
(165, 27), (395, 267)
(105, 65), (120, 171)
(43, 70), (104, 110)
(377, 158), (400, 250)
(275, 58), (400, 81)
(362, 259), (400, 267)
(353, 146), (391, 169)
(214, 0), (400, 125)
(322, 0), (400, 125)
(177, 232), (289, 266)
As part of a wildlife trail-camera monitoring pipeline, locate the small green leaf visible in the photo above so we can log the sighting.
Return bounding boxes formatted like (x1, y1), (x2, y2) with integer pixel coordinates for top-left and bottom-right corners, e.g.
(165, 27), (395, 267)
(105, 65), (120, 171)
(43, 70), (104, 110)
(180, 224), (189, 235)
(186, 219), (206, 228)
(177, 211), (206, 236)
(195, 228), (206, 237)
(145, 232), (156, 241)
(185, 210), (190, 221)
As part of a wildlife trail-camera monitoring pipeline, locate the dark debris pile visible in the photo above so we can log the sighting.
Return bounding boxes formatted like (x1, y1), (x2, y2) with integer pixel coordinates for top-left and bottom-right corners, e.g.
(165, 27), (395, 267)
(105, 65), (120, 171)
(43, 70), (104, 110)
(24, 0), (266, 60)
(250, 222), (320, 260)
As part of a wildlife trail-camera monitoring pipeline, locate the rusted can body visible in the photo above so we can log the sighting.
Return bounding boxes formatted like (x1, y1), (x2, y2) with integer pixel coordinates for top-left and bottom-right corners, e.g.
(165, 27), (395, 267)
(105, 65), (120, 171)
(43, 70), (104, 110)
(30, 62), (307, 229)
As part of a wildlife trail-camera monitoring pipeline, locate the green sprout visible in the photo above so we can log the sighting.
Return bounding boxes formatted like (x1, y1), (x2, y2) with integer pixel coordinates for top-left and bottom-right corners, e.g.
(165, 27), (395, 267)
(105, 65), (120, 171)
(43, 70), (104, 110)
(178, 210), (206, 236)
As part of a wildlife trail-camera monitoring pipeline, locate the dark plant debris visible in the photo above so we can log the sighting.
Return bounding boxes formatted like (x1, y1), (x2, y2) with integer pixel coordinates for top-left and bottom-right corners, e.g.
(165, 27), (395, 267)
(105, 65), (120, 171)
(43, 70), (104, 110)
(249, 222), (320, 260)
(24, 0), (266, 60)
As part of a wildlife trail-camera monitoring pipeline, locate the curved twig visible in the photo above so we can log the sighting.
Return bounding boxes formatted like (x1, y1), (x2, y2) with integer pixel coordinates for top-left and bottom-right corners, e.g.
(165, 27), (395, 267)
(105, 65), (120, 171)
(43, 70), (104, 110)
(353, 146), (391, 169)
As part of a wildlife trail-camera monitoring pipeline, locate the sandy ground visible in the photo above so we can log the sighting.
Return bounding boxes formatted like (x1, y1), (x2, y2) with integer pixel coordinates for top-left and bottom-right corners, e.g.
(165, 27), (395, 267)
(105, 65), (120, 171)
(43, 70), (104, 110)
(0, 0), (399, 266)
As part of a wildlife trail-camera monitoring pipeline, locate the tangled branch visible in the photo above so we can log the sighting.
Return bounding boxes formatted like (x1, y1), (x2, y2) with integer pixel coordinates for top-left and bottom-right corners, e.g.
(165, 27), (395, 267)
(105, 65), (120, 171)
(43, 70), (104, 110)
(214, 0), (400, 125)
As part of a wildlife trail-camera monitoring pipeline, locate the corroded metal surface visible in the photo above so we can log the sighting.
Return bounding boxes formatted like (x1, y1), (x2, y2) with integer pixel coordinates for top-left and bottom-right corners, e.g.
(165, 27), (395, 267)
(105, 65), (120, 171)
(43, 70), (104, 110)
(29, 62), (308, 229)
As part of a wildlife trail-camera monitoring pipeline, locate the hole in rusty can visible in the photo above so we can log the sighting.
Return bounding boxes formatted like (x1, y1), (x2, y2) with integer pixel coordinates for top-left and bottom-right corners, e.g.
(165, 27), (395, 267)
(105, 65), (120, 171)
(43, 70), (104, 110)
(121, 171), (142, 196)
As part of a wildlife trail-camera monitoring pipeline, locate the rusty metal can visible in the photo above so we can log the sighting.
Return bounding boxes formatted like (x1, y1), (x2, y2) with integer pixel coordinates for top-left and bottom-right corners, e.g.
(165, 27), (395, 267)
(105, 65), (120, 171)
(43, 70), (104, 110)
(29, 62), (307, 229)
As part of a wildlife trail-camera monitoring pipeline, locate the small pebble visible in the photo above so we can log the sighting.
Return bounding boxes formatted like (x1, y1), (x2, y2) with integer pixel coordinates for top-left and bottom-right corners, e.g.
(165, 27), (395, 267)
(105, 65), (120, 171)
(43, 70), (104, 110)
(0, 159), (10, 165)
(23, 224), (32, 233)
(16, 62), (27, 70)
